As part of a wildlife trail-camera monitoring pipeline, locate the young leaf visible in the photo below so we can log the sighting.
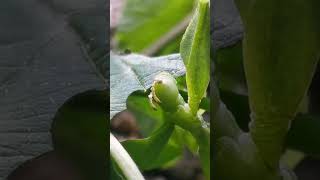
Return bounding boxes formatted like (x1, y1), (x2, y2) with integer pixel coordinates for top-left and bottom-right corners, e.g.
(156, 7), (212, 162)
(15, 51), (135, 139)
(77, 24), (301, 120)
(121, 122), (179, 170)
(180, 0), (210, 114)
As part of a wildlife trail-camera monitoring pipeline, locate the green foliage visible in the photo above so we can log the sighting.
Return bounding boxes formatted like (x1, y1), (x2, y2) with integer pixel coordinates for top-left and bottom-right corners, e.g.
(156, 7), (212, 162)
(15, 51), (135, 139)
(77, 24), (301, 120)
(127, 91), (199, 153)
(126, 92), (164, 136)
(116, 0), (195, 53)
(110, 133), (145, 180)
(239, 0), (320, 170)
(121, 123), (177, 170)
(180, 0), (210, 114)
(110, 0), (211, 179)
(213, 1), (320, 179)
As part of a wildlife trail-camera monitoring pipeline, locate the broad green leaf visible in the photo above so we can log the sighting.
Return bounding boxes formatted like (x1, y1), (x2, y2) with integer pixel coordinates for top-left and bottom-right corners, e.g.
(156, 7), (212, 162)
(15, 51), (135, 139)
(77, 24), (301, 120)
(0, 1), (105, 177)
(171, 125), (198, 154)
(68, 11), (108, 79)
(237, 0), (320, 169)
(121, 122), (198, 171)
(180, 0), (210, 114)
(121, 122), (177, 170)
(110, 52), (185, 119)
(116, 0), (195, 53)
(126, 92), (164, 136)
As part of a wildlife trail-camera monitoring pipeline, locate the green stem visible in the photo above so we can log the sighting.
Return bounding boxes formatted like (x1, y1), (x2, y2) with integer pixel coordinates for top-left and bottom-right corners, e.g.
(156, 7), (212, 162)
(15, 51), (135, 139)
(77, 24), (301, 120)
(250, 116), (291, 170)
(192, 125), (210, 180)
(169, 103), (211, 179)
(110, 133), (145, 180)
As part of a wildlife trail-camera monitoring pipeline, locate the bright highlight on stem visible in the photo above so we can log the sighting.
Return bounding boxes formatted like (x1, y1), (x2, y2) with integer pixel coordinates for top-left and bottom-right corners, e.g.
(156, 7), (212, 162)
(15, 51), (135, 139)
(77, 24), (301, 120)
(110, 133), (145, 180)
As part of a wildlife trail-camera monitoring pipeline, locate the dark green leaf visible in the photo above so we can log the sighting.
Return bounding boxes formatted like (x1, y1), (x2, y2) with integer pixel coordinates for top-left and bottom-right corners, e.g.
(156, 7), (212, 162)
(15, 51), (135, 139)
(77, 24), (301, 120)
(127, 92), (164, 137)
(110, 160), (125, 180)
(0, 0), (106, 177)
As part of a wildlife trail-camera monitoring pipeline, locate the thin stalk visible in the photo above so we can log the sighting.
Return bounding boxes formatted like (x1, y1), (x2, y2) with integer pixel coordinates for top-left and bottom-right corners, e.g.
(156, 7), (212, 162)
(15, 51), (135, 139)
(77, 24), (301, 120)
(192, 125), (210, 180)
(110, 133), (145, 180)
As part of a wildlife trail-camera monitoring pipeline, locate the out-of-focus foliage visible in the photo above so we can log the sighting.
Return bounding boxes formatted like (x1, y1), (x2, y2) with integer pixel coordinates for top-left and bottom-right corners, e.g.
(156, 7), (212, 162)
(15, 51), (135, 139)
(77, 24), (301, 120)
(115, 0), (195, 54)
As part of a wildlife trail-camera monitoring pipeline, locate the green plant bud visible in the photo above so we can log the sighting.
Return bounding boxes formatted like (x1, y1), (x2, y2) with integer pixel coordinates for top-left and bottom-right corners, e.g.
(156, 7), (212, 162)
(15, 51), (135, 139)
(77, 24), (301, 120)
(149, 72), (183, 112)
(171, 104), (210, 179)
(235, 0), (320, 170)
